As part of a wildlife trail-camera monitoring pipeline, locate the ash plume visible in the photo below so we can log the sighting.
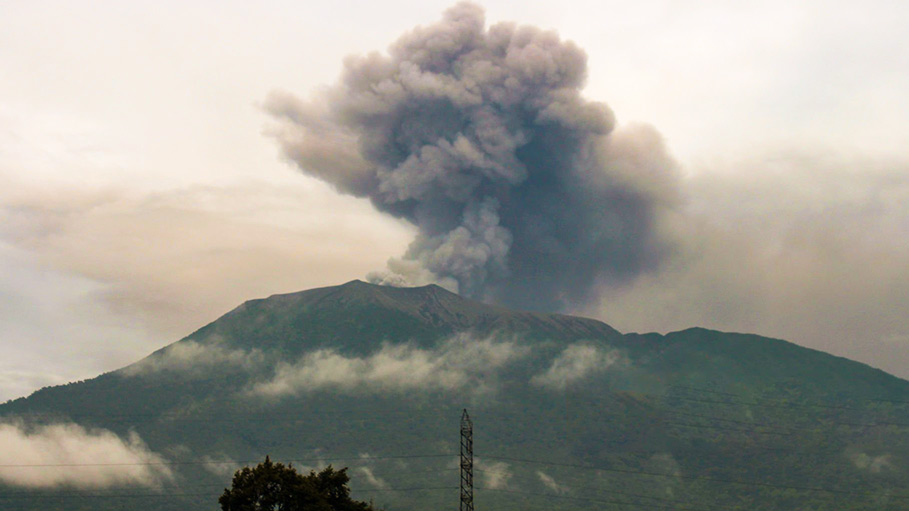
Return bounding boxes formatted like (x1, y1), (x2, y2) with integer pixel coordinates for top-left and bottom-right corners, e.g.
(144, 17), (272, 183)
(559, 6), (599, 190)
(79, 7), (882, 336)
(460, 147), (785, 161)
(266, 2), (680, 311)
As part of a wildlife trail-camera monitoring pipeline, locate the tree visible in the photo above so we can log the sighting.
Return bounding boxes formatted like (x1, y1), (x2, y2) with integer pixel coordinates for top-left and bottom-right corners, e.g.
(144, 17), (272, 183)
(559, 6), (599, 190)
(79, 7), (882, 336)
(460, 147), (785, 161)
(219, 456), (375, 511)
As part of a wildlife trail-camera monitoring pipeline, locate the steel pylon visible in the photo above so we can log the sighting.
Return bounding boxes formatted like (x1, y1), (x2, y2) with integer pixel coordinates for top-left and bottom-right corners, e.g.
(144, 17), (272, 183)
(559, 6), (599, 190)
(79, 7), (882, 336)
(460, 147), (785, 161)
(460, 409), (474, 511)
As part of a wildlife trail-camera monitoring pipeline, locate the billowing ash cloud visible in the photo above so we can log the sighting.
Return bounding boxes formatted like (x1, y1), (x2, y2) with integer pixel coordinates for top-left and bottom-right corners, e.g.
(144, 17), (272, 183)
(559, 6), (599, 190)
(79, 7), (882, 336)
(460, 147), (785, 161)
(0, 422), (172, 488)
(265, 2), (679, 311)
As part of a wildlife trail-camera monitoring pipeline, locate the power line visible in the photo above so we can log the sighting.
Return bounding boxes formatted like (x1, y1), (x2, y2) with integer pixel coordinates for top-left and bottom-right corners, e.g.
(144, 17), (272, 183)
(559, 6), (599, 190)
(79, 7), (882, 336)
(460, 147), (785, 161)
(0, 467), (460, 498)
(665, 391), (909, 429)
(671, 384), (909, 408)
(0, 492), (220, 500)
(0, 452), (455, 468)
(7, 385), (909, 431)
(0, 486), (457, 500)
(475, 469), (727, 511)
(483, 454), (909, 500)
(1, 407), (458, 423)
(477, 486), (715, 511)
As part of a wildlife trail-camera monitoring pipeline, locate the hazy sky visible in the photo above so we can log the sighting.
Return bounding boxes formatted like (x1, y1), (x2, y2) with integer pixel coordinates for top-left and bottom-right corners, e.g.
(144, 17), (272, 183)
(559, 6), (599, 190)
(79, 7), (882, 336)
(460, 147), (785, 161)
(1, 0), (907, 401)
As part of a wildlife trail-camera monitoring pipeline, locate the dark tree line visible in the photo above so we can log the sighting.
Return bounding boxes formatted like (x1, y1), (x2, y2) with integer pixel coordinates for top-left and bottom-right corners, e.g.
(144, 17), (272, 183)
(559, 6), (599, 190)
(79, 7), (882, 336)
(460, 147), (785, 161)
(219, 457), (376, 511)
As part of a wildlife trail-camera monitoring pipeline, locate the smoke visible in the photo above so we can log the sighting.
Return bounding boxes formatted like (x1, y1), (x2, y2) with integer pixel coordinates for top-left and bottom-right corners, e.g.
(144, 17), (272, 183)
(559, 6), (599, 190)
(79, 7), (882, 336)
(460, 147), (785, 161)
(266, 2), (680, 311)
(0, 422), (172, 488)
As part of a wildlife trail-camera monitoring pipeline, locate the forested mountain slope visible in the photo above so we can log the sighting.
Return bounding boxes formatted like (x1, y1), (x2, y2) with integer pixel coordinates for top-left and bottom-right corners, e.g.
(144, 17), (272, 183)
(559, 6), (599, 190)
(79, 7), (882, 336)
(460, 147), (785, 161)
(2, 281), (908, 510)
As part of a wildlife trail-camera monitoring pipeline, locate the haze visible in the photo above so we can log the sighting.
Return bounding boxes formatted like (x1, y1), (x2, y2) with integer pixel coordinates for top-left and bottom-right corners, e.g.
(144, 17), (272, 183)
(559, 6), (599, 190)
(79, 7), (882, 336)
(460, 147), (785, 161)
(1, 0), (907, 401)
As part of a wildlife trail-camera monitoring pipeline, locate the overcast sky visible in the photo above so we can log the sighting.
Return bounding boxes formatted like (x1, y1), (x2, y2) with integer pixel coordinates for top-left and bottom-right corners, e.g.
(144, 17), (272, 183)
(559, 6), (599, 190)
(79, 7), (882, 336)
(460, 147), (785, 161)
(1, 0), (907, 402)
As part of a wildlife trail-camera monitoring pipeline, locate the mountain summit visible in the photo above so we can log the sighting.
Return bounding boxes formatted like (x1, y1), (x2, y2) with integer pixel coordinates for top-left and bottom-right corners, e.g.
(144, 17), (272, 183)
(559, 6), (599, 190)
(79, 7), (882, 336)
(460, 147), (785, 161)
(184, 280), (622, 356)
(2, 281), (908, 511)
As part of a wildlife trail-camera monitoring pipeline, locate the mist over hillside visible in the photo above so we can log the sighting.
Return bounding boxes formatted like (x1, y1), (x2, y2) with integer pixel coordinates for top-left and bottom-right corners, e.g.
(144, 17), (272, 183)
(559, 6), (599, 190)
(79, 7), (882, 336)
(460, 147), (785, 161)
(2, 280), (908, 510)
(2, 10), (908, 511)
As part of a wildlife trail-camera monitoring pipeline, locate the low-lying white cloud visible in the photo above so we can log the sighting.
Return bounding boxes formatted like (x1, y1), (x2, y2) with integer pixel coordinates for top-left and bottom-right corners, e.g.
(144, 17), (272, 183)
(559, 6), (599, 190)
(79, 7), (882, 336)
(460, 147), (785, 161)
(531, 344), (625, 390)
(355, 466), (388, 489)
(848, 451), (893, 473)
(348, 454), (388, 489)
(536, 470), (568, 494)
(476, 459), (511, 490)
(200, 454), (239, 478)
(251, 335), (524, 397)
(120, 339), (263, 376)
(0, 422), (172, 488)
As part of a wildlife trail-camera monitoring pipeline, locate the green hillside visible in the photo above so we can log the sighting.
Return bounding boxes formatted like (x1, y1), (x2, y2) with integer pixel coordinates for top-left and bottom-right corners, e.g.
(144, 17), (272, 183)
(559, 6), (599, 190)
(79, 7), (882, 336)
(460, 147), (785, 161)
(2, 281), (909, 510)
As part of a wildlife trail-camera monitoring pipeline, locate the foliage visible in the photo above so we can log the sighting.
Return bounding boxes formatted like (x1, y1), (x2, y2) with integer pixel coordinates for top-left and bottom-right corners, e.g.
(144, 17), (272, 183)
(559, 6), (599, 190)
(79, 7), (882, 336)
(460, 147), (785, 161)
(3, 282), (909, 511)
(219, 457), (373, 511)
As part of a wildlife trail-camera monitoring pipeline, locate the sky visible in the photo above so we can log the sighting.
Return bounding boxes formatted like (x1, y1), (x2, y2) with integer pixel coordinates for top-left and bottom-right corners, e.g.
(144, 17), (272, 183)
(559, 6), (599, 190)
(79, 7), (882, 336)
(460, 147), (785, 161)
(1, 0), (907, 402)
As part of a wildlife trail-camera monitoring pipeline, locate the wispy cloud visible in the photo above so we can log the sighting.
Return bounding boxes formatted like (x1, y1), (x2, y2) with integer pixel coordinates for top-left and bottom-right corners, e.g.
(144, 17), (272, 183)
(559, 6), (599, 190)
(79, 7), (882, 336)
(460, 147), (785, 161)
(536, 470), (568, 494)
(251, 334), (525, 397)
(0, 422), (172, 488)
(200, 454), (239, 478)
(531, 344), (625, 390)
(354, 453), (388, 489)
(476, 459), (511, 490)
(848, 451), (893, 473)
(355, 466), (388, 490)
(120, 339), (263, 377)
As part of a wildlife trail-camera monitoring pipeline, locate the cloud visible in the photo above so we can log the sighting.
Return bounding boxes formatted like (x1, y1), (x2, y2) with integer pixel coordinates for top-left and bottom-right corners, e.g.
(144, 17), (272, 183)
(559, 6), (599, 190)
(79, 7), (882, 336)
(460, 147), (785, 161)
(0, 422), (172, 488)
(476, 459), (511, 490)
(251, 334), (524, 397)
(200, 454), (239, 478)
(0, 177), (414, 399)
(847, 451), (893, 473)
(355, 466), (388, 490)
(266, 2), (681, 311)
(531, 344), (624, 390)
(0, 178), (413, 341)
(594, 151), (909, 377)
(0, 370), (67, 405)
(0, 240), (159, 402)
(354, 453), (388, 489)
(120, 340), (263, 377)
(536, 470), (568, 494)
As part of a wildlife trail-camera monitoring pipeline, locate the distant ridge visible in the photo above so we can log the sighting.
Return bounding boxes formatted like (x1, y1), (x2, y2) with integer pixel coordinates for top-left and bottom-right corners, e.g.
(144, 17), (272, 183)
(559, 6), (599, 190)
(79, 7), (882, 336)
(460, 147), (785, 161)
(2, 280), (908, 511)
(195, 279), (622, 356)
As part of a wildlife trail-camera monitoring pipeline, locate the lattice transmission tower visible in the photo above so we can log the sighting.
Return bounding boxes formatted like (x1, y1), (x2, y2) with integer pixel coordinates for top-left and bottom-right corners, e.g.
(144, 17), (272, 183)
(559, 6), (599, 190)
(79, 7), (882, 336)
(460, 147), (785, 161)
(460, 409), (474, 511)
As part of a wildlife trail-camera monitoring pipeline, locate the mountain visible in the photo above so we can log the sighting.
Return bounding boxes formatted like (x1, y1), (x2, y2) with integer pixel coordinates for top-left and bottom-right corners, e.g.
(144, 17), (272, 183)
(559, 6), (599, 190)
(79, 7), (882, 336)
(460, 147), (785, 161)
(2, 280), (909, 511)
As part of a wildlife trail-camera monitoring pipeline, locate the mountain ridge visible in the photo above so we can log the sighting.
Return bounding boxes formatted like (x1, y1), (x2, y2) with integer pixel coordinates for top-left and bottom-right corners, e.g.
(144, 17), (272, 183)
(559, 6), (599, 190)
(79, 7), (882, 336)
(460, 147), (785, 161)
(180, 279), (623, 358)
(2, 281), (908, 511)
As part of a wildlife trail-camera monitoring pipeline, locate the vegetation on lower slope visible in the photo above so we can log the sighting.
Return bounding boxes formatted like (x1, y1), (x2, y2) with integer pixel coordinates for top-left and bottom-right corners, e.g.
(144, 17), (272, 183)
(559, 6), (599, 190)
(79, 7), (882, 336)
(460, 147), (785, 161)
(2, 281), (908, 511)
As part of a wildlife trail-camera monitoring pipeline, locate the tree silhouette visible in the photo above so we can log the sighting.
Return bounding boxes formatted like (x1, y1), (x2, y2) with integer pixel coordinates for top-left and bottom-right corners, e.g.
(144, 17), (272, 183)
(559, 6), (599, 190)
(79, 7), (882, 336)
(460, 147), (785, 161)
(219, 456), (375, 511)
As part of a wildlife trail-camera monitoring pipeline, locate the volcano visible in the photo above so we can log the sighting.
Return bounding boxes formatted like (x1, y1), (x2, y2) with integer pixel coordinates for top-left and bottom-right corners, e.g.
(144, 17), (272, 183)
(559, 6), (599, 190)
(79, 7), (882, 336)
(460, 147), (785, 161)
(2, 280), (908, 510)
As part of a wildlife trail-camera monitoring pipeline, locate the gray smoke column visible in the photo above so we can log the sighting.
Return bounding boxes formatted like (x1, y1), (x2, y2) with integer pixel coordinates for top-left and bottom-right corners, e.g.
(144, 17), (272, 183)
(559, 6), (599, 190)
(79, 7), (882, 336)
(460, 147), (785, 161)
(265, 2), (680, 311)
